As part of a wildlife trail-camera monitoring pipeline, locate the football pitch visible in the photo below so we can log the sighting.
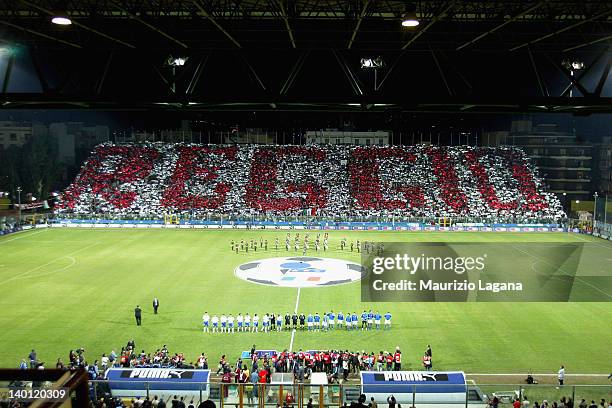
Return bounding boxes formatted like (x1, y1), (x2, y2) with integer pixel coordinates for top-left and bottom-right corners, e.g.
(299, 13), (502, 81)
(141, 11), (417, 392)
(0, 228), (610, 374)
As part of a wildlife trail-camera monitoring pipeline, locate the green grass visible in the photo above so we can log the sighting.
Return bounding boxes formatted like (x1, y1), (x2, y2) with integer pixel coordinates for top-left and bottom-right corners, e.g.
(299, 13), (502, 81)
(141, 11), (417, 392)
(0, 228), (610, 375)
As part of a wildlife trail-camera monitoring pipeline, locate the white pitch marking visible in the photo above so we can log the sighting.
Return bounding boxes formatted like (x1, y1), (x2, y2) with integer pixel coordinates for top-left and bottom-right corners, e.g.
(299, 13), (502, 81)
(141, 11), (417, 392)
(570, 233), (612, 249)
(289, 287), (301, 351)
(512, 244), (612, 299)
(294, 287), (301, 313)
(11, 256), (76, 282)
(468, 373), (607, 377)
(0, 242), (98, 286)
(0, 229), (47, 244)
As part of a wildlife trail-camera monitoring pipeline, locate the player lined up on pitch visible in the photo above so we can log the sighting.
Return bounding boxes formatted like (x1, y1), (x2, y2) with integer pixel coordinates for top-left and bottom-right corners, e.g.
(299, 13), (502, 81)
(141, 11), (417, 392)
(201, 310), (392, 333)
(230, 233), (384, 255)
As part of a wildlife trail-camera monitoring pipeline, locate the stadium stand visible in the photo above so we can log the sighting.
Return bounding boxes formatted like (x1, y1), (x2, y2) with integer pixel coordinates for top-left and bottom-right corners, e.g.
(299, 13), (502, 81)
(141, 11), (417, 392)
(56, 143), (564, 220)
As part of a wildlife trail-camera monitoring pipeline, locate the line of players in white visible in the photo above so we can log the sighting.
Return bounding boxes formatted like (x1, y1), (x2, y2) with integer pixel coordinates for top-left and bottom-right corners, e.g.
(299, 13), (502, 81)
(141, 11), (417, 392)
(201, 311), (392, 333)
(231, 233), (383, 255)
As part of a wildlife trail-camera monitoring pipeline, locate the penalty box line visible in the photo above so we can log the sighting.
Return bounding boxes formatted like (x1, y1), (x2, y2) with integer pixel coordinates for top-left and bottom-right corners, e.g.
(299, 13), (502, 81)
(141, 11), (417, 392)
(289, 288), (301, 351)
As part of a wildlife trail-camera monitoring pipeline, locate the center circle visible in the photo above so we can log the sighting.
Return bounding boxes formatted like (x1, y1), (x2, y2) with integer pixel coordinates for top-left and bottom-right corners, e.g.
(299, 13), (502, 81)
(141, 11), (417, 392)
(235, 257), (365, 288)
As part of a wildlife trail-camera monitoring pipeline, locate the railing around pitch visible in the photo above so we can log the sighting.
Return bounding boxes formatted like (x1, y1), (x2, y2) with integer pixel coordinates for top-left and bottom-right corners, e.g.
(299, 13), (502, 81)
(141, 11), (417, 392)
(87, 381), (611, 408)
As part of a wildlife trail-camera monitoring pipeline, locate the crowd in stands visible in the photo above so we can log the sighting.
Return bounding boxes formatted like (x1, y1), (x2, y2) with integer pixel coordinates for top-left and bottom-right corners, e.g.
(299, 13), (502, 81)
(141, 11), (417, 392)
(56, 143), (565, 220)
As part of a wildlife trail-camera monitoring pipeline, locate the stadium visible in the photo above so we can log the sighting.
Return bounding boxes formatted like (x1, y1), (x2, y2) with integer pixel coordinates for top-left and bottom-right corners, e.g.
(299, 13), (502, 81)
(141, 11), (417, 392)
(0, 1), (611, 407)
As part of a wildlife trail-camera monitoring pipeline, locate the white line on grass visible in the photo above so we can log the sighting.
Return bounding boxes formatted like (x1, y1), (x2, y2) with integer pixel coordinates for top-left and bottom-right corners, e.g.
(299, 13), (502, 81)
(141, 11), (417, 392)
(289, 287), (301, 351)
(294, 287), (301, 313)
(569, 232), (612, 249)
(512, 244), (612, 300)
(0, 229), (47, 243)
(468, 373), (607, 377)
(0, 242), (98, 286)
(10, 256), (76, 282)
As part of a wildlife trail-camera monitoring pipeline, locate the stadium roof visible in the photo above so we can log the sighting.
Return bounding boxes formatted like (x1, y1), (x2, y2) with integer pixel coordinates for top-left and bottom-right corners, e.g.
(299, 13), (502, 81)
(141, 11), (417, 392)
(1, 1), (612, 113)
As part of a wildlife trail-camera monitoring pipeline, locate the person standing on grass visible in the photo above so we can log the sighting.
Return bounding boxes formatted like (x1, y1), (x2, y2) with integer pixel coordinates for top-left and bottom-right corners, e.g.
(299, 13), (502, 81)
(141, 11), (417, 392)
(134, 306), (142, 326)
(384, 312), (392, 330)
(202, 312), (210, 333)
(153, 298), (159, 314)
(277, 313), (283, 331)
(558, 365), (565, 386)
(422, 353), (432, 371)
(393, 347), (401, 371)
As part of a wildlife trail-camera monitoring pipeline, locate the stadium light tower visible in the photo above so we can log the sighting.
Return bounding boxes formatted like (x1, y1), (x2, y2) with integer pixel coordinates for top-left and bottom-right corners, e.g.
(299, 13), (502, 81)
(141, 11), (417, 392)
(165, 56), (189, 93)
(593, 191), (598, 229)
(16, 186), (22, 225)
(360, 57), (384, 90)
(562, 59), (585, 97)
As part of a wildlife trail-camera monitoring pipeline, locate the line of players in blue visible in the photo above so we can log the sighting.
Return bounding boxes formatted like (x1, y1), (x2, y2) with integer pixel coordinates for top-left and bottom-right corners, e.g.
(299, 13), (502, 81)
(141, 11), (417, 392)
(201, 310), (392, 333)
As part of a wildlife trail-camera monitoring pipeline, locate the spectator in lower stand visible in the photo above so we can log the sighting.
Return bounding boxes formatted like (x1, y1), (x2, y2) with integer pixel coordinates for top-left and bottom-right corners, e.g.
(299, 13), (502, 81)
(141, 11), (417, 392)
(101, 353), (109, 370)
(28, 349), (37, 368)
(514, 398), (522, 408)
(258, 366), (268, 384)
(387, 395), (397, 408)
(342, 357), (349, 381)
(285, 392), (295, 407)
(296, 363), (305, 382)
(198, 400), (216, 408)
(56, 358), (65, 369)
(251, 369), (259, 399)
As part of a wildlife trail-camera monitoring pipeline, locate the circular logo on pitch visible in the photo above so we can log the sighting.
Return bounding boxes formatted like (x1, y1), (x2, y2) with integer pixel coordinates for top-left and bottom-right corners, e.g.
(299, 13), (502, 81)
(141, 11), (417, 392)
(235, 257), (365, 287)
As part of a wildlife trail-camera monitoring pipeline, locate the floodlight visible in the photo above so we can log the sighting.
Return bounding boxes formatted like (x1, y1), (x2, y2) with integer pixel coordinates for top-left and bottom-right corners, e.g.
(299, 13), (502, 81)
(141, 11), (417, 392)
(360, 57), (384, 69)
(572, 61), (584, 70)
(51, 16), (72, 25)
(562, 59), (585, 71)
(167, 56), (188, 67)
(401, 11), (419, 27)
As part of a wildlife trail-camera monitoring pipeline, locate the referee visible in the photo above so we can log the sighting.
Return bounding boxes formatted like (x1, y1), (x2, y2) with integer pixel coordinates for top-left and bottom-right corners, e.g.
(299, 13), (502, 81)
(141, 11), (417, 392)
(134, 305), (142, 326)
